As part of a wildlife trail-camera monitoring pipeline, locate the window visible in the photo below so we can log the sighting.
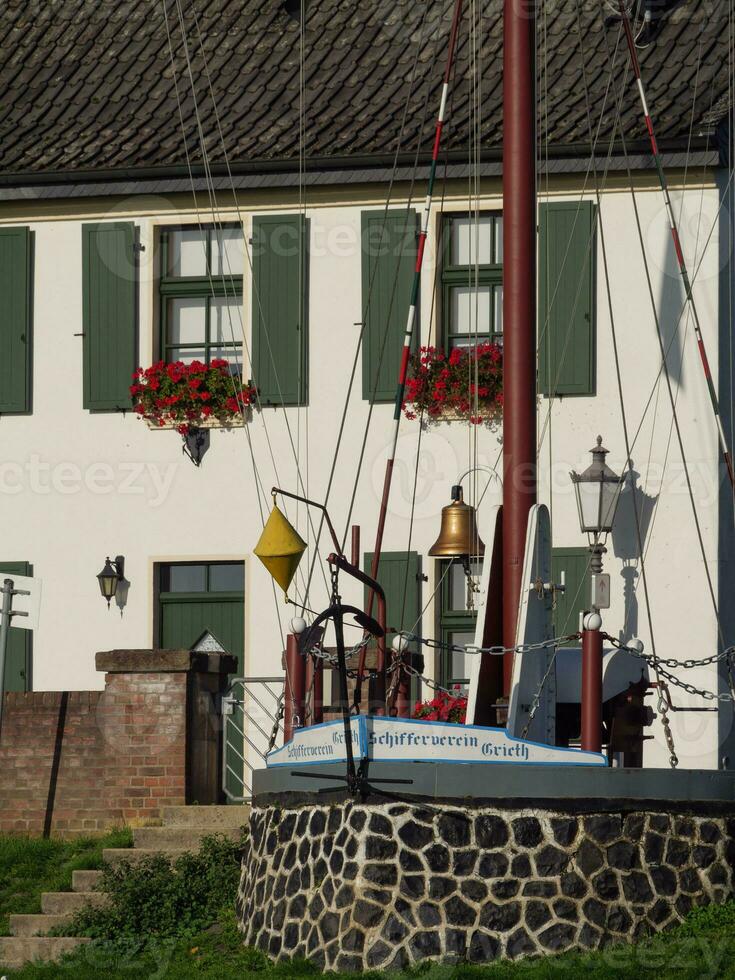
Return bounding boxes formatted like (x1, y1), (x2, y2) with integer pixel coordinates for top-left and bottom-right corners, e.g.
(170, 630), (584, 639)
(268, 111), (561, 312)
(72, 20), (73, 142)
(437, 559), (482, 689)
(0, 227), (32, 413)
(159, 226), (244, 371)
(442, 214), (503, 350)
(159, 561), (244, 594)
(538, 201), (596, 396)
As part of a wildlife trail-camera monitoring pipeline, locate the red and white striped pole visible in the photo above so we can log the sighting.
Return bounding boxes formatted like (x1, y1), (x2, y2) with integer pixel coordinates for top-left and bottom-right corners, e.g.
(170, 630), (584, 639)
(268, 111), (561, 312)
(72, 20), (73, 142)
(367, 0), (465, 605)
(618, 1), (735, 490)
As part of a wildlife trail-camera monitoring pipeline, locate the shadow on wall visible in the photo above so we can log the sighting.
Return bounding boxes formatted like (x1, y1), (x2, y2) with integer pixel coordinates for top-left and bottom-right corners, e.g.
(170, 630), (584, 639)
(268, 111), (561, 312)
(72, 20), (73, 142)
(611, 463), (658, 645)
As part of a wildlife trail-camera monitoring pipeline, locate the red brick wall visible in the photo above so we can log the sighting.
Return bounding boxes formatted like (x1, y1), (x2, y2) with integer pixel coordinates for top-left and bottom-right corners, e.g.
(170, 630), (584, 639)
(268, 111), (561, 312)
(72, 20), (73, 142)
(0, 671), (187, 836)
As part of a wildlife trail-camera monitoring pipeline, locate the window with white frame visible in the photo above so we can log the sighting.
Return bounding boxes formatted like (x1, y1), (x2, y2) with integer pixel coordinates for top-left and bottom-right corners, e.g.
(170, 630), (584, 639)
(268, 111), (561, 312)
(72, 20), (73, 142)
(442, 213), (503, 349)
(159, 225), (245, 369)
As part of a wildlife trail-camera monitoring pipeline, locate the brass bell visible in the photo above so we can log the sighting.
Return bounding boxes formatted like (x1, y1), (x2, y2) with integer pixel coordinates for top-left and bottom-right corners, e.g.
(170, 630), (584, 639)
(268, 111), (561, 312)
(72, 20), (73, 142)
(428, 485), (485, 558)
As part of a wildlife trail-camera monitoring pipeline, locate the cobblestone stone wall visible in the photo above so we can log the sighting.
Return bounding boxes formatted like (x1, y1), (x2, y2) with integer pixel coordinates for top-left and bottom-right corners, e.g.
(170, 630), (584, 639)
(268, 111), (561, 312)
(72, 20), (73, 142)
(238, 801), (735, 971)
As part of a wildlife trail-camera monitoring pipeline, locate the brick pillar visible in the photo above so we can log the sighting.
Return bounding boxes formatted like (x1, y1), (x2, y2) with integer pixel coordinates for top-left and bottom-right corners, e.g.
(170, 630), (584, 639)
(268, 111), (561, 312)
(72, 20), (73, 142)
(95, 649), (237, 816)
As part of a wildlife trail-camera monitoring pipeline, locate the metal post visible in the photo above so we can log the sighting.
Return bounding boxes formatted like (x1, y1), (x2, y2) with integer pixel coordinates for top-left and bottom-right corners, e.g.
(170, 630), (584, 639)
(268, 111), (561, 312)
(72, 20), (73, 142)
(304, 653), (323, 727)
(0, 578), (14, 734)
(581, 614), (603, 753)
(502, 0), (537, 693)
(351, 525), (361, 568)
(333, 602), (358, 792)
(284, 633), (305, 744)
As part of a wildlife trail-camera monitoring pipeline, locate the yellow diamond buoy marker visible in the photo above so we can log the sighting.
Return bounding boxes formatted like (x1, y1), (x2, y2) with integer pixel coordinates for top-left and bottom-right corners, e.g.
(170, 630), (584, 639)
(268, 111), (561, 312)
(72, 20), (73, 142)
(253, 504), (307, 598)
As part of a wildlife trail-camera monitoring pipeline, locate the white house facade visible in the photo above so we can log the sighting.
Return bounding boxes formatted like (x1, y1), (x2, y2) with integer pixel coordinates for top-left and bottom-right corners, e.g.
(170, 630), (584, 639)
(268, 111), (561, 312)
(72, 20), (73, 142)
(0, 0), (733, 778)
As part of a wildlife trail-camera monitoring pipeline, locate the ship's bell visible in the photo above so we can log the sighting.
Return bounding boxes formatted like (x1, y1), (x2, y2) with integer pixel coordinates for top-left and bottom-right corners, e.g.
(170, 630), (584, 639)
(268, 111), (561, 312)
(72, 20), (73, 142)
(253, 504), (307, 597)
(428, 485), (485, 558)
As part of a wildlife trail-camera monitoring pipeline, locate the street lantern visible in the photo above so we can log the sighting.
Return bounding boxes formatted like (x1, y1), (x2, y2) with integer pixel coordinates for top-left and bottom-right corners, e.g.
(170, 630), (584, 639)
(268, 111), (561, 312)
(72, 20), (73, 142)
(570, 436), (622, 574)
(97, 556), (125, 608)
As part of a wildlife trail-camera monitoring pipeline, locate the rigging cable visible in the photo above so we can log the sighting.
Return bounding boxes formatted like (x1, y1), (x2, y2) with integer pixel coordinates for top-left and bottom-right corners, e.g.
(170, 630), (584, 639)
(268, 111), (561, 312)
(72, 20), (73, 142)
(179, 0), (332, 603)
(363, 0), (466, 610)
(597, 4), (725, 649)
(299, 0), (438, 607)
(616, 0), (735, 491)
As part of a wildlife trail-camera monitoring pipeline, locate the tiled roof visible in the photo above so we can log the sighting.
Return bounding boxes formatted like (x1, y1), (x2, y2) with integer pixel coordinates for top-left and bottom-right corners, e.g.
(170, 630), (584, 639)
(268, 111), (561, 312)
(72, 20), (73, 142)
(0, 0), (730, 179)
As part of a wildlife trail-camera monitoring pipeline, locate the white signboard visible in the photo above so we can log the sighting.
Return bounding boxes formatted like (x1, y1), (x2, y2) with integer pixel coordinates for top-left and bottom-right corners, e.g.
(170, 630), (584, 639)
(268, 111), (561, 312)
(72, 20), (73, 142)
(1, 574), (42, 631)
(266, 716), (606, 768)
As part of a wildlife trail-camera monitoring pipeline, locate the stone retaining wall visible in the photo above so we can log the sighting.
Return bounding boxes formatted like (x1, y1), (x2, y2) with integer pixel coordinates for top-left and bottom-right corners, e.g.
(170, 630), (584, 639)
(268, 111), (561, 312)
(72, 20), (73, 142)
(238, 800), (735, 971)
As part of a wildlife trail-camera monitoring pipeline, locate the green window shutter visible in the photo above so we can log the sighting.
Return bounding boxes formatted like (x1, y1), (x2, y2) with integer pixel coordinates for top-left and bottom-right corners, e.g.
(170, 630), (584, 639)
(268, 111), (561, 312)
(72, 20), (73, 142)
(551, 548), (590, 645)
(0, 227), (32, 413)
(0, 561), (32, 692)
(252, 215), (308, 406)
(361, 210), (417, 402)
(364, 551), (421, 644)
(539, 201), (596, 396)
(82, 222), (137, 412)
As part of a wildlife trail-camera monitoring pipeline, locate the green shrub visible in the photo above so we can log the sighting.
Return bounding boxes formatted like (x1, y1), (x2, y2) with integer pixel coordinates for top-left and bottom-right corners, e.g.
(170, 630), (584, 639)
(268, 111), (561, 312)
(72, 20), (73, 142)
(69, 832), (246, 942)
(0, 828), (132, 936)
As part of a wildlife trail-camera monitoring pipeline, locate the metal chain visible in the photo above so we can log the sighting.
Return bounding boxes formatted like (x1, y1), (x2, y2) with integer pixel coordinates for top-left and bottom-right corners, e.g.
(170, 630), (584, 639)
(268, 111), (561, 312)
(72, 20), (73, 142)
(400, 632), (581, 657)
(606, 634), (735, 671)
(656, 683), (679, 768)
(267, 693), (285, 752)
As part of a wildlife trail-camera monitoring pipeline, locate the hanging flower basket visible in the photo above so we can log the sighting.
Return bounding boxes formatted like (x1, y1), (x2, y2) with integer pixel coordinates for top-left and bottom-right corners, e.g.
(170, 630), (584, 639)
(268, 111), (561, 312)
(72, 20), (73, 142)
(130, 359), (257, 435)
(412, 688), (468, 724)
(402, 344), (503, 426)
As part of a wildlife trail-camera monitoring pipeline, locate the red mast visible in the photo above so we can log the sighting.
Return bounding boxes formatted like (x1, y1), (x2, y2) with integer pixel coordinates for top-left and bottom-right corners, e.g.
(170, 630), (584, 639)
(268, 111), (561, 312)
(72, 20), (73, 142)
(502, 0), (537, 692)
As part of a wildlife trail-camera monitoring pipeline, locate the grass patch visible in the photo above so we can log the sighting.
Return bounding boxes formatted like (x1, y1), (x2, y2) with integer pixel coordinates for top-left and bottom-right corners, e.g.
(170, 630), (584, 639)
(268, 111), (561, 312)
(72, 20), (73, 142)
(0, 828), (132, 936)
(3, 831), (735, 978)
(6, 899), (735, 979)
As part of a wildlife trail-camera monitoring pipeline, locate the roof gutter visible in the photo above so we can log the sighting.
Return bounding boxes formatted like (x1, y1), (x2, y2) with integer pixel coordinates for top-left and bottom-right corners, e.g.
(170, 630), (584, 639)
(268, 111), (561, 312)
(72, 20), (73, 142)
(0, 137), (718, 189)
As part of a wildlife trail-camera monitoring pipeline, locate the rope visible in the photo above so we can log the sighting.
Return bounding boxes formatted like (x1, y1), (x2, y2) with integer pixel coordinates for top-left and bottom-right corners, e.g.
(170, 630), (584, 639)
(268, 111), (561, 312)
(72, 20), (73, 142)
(616, 0), (735, 490)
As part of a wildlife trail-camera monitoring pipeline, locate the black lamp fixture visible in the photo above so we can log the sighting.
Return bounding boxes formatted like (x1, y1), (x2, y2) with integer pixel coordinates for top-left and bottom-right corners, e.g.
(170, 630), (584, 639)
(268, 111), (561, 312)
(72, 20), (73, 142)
(97, 556), (125, 608)
(570, 436), (622, 574)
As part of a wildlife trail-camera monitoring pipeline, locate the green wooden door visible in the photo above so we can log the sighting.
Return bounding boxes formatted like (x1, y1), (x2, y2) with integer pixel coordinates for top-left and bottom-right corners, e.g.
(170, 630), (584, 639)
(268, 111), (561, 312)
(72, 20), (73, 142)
(158, 563), (245, 800)
(551, 548), (590, 644)
(0, 561), (32, 692)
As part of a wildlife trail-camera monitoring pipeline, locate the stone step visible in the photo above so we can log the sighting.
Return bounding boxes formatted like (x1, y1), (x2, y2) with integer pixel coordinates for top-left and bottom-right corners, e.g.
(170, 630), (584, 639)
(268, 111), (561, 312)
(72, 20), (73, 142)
(0, 936), (90, 969)
(162, 804), (250, 830)
(8, 913), (71, 937)
(103, 846), (189, 866)
(132, 826), (243, 850)
(40, 891), (108, 915)
(72, 869), (104, 892)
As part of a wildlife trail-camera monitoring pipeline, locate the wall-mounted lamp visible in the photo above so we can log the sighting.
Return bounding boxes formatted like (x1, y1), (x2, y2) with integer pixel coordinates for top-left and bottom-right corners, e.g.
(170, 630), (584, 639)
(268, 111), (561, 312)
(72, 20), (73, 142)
(97, 556), (125, 608)
(570, 436), (622, 575)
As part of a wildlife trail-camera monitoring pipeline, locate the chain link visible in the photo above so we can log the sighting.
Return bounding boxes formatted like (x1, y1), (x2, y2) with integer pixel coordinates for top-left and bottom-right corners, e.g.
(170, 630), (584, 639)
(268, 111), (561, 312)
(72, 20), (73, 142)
(400, 632), (581, 657)
(606, 635), (735, 671)
(267, 693), (285, 752)
(656, 684), (679, 768)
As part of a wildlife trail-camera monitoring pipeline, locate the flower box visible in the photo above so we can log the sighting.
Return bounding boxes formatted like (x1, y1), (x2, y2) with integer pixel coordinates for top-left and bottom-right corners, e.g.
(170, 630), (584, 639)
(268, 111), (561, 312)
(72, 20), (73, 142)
(131, 359), (256, 435)
(143, 413), (247, 431)
(403, 343), (503, 426)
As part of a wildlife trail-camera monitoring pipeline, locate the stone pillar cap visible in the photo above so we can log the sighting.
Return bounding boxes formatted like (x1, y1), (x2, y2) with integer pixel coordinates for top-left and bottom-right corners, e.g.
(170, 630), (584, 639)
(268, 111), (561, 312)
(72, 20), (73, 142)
(96, 649), (238, 675)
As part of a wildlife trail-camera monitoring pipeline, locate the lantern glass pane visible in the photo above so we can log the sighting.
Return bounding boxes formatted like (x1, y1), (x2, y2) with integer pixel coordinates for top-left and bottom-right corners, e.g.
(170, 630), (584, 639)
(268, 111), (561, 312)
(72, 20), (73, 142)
(576, 480), (604, 533)
(599, 480), (621, 532)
